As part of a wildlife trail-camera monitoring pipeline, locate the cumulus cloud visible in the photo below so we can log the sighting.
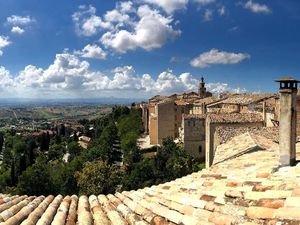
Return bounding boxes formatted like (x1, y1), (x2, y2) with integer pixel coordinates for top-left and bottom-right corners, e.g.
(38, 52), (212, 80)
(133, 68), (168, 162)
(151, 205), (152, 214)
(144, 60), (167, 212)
(6, 15), (34, 25)
(6, 15), (35, 34)
(143, 0), (188, 14)
(101, 5), (181, 53)
(118, 1), (135, 13)
(74, 44), (107, 59)
(0, 52), (245, 98)
(72, 3), (180, 53)
(72, 5), (112, 36)
(15, 65), (44, 88)
(0, 67), (14, 92)
(11, 26), (25, 34)
(0, 36), (11, 56)
(104, 9), (131, 24)
(190, 49), (250, 68)
(244, 0), (271, 14)
(206, 83), (246, 94)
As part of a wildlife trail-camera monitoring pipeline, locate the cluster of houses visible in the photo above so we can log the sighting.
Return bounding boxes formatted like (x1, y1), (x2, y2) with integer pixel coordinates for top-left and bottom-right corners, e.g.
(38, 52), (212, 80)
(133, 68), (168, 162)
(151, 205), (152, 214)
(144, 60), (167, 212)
(138, 77), (300, 165)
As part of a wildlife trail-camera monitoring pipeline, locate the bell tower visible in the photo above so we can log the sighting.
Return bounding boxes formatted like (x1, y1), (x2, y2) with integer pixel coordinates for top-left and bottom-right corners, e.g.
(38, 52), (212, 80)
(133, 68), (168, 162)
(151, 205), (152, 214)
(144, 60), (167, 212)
(199, 76), (206, 99)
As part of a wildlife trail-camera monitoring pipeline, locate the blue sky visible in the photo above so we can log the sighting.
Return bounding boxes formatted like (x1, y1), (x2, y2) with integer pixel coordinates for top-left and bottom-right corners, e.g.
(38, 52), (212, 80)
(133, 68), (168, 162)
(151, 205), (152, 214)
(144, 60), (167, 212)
(0, 0), (299, 98)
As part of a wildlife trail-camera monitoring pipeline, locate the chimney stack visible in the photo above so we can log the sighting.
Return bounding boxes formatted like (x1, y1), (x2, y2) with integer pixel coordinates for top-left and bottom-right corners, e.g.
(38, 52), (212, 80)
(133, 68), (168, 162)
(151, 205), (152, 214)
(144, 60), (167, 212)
(275, 77), (299, 166)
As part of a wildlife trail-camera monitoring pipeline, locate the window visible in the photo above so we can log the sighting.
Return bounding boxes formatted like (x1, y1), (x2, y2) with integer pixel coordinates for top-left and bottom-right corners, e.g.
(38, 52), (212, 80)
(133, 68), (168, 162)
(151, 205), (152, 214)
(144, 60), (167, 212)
(198, 145), (202, 154)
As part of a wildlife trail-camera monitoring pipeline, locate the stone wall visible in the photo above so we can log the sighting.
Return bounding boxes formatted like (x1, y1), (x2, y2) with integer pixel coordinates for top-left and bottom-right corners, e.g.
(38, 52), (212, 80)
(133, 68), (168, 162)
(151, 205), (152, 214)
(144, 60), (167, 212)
(205, 120), (264, 167)
(183, 117), (206, 160)
(297, 96), (300, 137)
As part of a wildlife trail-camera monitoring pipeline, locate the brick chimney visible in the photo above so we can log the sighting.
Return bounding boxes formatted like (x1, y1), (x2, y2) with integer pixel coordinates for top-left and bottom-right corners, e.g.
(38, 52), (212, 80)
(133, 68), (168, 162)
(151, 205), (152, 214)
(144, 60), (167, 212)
(276, 77), (299, 166)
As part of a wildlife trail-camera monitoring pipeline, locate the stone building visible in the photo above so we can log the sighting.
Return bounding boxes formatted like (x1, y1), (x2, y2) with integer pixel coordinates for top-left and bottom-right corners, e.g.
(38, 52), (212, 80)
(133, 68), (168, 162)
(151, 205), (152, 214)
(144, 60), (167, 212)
(189, 96), (220, 115)
(297, 89), (300, 137)
(206, 93), (279, 126)
(149, 98), (192, 145)
(182, 114), (206, 160)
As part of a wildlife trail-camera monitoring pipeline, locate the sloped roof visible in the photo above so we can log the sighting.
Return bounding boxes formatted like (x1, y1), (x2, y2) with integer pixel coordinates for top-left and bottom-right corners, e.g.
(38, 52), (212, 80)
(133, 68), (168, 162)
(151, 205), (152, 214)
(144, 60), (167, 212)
(207, 113), (263, 123)
(193, 96), (222, 106)
(207, 94), (277, 107)
(1, 137), (300, 224)
(216, 127), (279, 145)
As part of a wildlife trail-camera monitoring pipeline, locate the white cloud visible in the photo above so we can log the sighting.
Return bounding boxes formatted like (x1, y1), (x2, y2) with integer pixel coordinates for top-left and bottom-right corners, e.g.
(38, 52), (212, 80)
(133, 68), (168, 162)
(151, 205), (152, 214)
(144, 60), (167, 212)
(194, 0), (215, 5)
(7, 15), (34, 25)
(206, 83), (246, 94)
(0, 67), (14, 92)
(72, 4), (180, 53)
(0, 51), (245, 98)
(72, 5), (112, 36)
(15, 65), (44, 88)
(11, 26), (25, 34)
(101, 5), (181, 53)
(104, 9), (130, 24)
(191, 49), (250, 68)
(218, 6), (226, 16)
(0, 36), (11, 56)
(74, 44), (107, 59)
(244, 0), (271, 14)
(118, 1), (135, 13)
(203, 9), (213, 21)
(143, 0), (188, 14)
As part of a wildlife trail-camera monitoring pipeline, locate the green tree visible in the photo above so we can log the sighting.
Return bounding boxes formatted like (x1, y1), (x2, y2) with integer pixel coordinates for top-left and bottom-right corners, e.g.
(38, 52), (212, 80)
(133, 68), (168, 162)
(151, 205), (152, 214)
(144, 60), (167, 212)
(68, 141), (81, 161)
(122, 159), (155, 190)
(0, 132), (4, 153)
(120, 132), (141, 169)
(47, 144), (65, 161)
(17, 158), (54, 195)
(76, 160), (122, 195)
(10, 159), (16, 186)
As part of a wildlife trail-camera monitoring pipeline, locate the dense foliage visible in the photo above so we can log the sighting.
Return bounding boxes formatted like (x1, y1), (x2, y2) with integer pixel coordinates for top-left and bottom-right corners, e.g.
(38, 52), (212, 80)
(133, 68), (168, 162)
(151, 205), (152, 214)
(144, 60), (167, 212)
(0, 106), (204, 195)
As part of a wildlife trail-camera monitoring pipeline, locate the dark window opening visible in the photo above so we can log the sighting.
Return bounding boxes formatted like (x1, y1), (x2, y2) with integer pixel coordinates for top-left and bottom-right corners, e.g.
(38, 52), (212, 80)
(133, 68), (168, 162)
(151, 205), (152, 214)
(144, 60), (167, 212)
(198, 145), (202, 154)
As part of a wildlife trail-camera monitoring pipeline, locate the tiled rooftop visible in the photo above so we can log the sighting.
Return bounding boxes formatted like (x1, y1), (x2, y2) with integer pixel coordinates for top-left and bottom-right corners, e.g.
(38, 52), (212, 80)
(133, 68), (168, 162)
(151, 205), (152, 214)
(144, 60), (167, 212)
(216, 127), (279, 145)
(1, 134), (300, 224)
(207, 113), (263, 123)
(207, 94), (277, 106)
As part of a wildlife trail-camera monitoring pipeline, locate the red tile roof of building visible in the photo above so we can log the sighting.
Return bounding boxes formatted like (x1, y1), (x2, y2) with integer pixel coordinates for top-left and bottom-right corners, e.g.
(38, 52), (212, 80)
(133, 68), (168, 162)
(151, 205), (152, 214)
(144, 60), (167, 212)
(1, 134), (300, 224)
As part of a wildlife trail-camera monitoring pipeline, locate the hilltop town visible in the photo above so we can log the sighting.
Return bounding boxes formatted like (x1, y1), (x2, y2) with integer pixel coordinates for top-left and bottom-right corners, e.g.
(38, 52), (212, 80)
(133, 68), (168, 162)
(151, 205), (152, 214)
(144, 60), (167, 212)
(137, 77), (300, 166)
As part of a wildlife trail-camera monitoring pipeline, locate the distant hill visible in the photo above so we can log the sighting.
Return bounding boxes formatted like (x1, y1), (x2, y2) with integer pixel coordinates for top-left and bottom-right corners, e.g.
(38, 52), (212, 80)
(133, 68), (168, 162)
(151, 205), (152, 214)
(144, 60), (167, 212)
(0, 98), (146, 107)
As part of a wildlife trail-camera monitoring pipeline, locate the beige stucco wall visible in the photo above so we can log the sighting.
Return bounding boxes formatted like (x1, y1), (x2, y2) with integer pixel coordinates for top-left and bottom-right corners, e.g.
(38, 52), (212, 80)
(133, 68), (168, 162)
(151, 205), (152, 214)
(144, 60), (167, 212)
(149, 105), (158, 145)
(157, 101), (176, 145)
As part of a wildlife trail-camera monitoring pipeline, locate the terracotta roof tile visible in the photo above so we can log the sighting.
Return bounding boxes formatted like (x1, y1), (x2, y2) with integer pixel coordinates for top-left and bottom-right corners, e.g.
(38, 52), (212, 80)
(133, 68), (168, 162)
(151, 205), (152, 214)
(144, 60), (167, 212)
(2, 133), (300, 224)
(207, 113), (263, 123)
